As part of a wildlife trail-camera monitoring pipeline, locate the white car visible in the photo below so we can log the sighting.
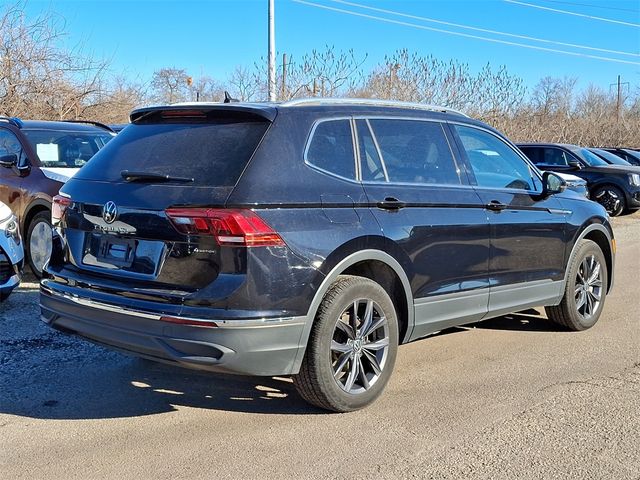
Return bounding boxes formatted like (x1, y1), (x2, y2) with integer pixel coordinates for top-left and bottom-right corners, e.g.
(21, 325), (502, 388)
(0, 201), (23, 301)
(555, 172), (589, 198)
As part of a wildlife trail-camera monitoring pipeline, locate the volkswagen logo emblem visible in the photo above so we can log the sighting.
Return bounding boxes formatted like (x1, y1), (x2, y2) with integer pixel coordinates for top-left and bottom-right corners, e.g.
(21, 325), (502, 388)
(102, 201), (118, 224)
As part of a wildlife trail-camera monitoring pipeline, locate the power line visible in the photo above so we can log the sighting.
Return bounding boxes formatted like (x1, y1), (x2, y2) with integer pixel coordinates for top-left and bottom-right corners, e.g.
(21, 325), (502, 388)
(328, 0), (638, 57)
(539, 0), (639, 14)
(504, 0), (640, 27)
(292, 0), (640, 66)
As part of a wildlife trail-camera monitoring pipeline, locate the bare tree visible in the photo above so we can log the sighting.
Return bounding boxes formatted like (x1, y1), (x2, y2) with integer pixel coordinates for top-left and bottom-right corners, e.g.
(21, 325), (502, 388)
(149, 67), (190, 104)
(0, 1), (111, 119)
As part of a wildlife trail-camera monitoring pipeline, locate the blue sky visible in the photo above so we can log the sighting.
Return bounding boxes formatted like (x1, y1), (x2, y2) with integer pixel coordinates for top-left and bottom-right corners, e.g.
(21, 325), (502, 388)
(24, 0), (640, 92)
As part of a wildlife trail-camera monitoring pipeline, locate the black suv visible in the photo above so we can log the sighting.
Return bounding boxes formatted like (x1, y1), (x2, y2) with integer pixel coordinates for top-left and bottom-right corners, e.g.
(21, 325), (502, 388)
(518, 143), (640, 217)
(40, 100), (615, 412)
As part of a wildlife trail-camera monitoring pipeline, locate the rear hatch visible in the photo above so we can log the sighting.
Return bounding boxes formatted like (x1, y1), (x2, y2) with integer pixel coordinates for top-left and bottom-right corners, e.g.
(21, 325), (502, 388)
(49, 106), (275, 305)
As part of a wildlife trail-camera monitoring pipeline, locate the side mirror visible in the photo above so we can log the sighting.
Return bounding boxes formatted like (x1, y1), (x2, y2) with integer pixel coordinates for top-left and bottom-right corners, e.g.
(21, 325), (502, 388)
(568, 160), (581, 170)
(0, 153), (17, 168)
(542, 171), (566, 197)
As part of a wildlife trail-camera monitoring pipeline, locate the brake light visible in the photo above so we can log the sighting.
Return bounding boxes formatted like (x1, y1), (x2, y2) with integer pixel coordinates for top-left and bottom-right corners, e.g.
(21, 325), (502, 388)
(52, 195), (72, 226)
(165, 208), (285, 247)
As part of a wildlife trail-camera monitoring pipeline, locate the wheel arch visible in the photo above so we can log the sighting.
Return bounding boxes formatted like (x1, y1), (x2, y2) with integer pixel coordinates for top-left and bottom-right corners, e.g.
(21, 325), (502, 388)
(22, 198), (51, 238)
(564, 223), (614, 294)
(291, 249), (415, 374)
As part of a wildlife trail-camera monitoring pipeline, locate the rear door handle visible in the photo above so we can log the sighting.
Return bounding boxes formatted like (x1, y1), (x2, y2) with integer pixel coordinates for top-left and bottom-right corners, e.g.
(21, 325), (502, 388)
(377, 197), (407, 210)
(485, 200), (508, 211)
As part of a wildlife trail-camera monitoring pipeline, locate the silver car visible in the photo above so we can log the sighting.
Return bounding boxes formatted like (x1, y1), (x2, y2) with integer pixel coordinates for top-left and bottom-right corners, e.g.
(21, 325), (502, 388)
(0, 201), (23, 301)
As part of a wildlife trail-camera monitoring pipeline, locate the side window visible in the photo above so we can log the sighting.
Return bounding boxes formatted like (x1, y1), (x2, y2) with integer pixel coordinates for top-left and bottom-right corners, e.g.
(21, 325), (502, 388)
(306, 120), (356, 180)
(356, 120), (386, 181)
(0, 129), (25, 165)
(366, 119), (461, 185)
(519, 147), (539, 164)
(454, 125), (539, 191)
(542, 148), (571, 166)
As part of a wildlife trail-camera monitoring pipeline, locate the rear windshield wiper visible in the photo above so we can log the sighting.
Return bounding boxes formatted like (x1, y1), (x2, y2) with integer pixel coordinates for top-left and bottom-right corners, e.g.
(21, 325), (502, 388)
(121, 170), (194, 183)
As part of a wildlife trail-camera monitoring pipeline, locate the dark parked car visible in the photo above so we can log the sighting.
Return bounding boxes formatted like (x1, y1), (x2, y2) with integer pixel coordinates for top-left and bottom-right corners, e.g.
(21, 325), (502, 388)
(41, 99), (615, 412)
(602, 148), (640, 166)
(518, 143), (640, 216)
(0, 117), (115, 276)
(588, 148), (632, 166)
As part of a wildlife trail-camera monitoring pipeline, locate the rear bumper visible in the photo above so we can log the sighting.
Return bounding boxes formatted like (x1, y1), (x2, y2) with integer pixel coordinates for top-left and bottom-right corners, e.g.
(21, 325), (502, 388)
(40, 285), (311, 376)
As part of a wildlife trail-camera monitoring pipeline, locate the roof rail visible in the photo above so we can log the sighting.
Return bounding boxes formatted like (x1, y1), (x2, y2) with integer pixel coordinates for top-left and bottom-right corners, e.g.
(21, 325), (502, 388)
(62, 119), (115, 132)
(0, 116), (23, 128)
(280, 97), (469, 117)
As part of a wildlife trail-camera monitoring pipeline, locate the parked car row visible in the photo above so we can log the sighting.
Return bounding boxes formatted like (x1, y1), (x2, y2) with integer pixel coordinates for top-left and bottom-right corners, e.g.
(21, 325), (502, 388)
(518, 143), (640, 217)
(0, 117), (115, 277)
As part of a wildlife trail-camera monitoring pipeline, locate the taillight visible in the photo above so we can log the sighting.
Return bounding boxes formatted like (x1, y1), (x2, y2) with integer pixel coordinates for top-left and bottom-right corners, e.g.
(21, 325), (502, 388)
(165, 208), (285, 247)
(52, 195), (72, 226)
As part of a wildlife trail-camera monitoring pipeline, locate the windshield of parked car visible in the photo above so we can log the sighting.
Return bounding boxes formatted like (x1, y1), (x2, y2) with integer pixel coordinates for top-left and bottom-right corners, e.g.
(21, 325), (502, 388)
(578, 148), (608, 167)
(591, 149), (631, 166)
(22, 129), (114, 168)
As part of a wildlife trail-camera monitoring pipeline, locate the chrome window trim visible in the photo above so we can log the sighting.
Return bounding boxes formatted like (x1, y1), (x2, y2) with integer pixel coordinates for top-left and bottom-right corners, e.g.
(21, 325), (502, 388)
(448, 121), (544, 194)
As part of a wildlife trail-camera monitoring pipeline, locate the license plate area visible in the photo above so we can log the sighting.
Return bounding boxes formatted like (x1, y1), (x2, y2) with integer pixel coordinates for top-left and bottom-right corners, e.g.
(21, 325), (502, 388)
(96, 236), (135, 268)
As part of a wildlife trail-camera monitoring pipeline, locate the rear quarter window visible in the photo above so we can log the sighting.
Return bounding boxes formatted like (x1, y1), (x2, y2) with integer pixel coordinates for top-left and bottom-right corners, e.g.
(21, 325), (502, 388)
(305, 119), (356, 180)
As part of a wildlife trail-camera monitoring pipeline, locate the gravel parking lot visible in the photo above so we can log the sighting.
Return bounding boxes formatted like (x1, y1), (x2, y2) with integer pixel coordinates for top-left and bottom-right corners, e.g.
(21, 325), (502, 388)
(1, 217), (638, 480)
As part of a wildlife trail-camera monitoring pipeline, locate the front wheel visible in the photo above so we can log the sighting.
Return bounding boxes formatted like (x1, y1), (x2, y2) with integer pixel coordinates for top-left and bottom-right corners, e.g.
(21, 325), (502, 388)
(592, 185), (625, 217)
(26, 211), (53, 278)
(545, 239), (608, 331)
(294, 275), (399, 412)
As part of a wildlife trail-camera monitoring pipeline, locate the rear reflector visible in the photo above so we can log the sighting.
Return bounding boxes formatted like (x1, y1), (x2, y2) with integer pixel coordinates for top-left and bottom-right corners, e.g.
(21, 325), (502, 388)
(165, 208), (285, 247)
(52, 195), (72, 226)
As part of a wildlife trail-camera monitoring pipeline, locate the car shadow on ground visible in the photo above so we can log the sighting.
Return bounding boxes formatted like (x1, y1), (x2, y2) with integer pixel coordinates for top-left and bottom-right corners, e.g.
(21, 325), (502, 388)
(468, 308), (567, 332)
(0, 285), (564, 421)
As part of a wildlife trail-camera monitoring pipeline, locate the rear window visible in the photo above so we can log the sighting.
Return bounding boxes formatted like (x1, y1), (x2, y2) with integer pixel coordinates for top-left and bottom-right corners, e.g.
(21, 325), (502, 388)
(75, 118), (269, 186)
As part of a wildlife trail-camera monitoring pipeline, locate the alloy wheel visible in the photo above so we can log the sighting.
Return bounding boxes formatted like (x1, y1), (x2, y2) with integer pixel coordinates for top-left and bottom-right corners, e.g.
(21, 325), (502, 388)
(574, 254), (603, 321)
(330, 298), (390, 394)
(30, 221), (53, 274)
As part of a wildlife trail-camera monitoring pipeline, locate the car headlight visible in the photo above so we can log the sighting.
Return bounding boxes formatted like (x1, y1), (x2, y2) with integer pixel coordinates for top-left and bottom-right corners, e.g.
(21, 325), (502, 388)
(629, 173), (640, 186)
(4, 216), (20, 245)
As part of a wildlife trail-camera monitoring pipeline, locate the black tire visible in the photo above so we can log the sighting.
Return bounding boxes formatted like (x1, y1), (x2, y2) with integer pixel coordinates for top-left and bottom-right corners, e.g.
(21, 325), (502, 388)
(592, 185), (625, 217)
(294, 275), (399, 412)
(545, 239), (608, 331)
(26, 211), (52, 278)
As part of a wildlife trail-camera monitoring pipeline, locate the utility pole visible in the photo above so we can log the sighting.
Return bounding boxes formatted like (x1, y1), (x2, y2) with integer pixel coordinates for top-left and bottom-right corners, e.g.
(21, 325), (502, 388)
(281, 53), (287, 100)
(610, 75), (629, 123)
(268, 0), (276, 102)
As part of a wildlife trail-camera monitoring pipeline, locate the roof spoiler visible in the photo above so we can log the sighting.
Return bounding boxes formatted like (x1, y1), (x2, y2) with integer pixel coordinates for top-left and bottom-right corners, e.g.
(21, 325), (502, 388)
(130, 104), (277, 123)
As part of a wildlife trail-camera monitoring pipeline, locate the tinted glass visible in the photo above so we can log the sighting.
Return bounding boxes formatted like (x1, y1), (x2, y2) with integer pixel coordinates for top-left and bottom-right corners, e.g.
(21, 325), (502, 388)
(367, 119), (460, 185)
(23, 129), (113, 168)
(306, 120), (356, 180)
(454, 125), (539, 191)
(356, 120), (386, 181)
(578, 148), (608, 167)
(76, 120), (269, 186)
(541, 148), (572, 166)
(590, 148), (630, 165)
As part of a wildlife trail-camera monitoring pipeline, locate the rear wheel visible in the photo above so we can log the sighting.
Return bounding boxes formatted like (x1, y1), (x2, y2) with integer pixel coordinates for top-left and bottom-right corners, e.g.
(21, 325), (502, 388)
(26, 211), (52, 278)
(294, 275), (399, 412)
(592, 185), (625, 217)
(545, 239), (608, 331)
